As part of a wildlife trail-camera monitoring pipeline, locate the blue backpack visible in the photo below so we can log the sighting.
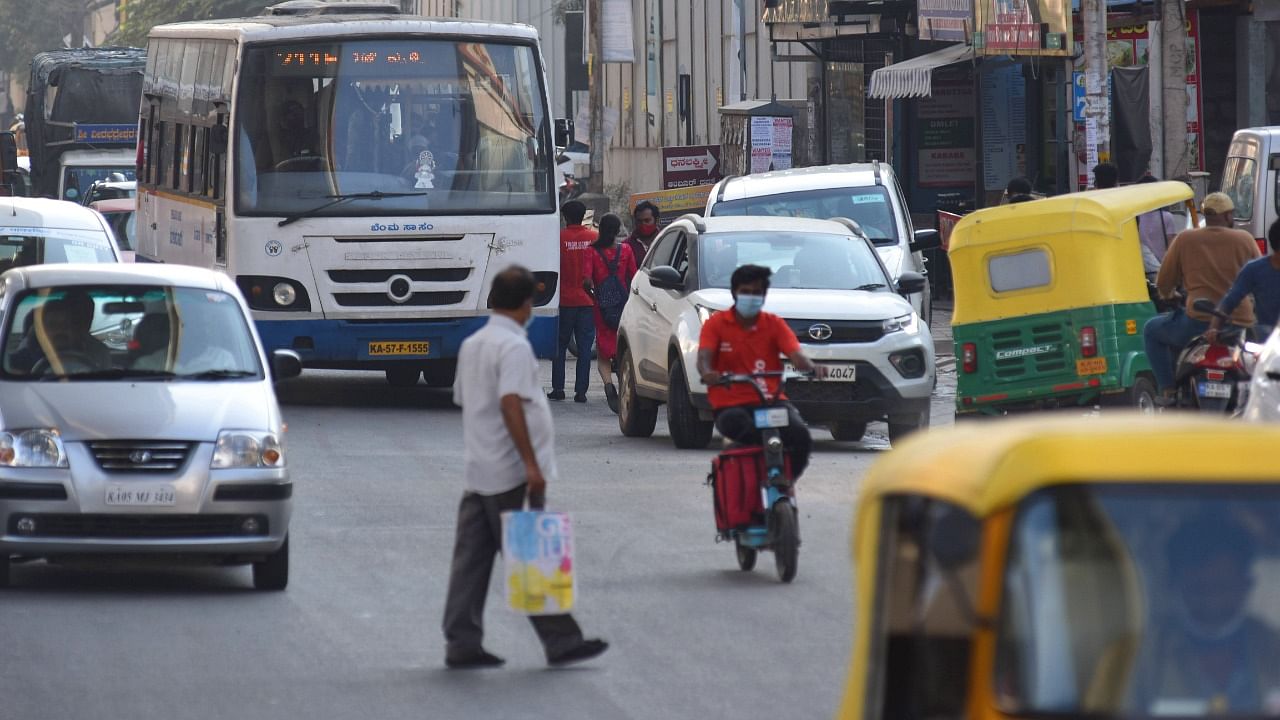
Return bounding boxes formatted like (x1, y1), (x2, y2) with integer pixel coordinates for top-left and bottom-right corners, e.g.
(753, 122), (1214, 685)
(595, 247), (627, 329)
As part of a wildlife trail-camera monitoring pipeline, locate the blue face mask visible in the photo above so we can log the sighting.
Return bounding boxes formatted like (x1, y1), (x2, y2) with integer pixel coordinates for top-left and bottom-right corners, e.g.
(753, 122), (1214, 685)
(735, 293), (765, 318)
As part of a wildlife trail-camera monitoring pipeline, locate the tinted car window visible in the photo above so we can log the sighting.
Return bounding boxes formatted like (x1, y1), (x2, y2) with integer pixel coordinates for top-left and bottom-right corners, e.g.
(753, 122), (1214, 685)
(709, 186), (899, 245)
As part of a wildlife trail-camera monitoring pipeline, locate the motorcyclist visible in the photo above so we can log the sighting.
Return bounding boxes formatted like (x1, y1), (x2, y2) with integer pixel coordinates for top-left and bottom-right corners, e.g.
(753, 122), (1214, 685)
(1209, 218), (1280, 342)
(1143, 193), (1259, 404)
(697, 264), (815, 478)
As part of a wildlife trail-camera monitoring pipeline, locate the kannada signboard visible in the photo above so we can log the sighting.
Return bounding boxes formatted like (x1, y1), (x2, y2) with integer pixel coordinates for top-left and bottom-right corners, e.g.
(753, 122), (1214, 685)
(661, 145), (721, 189)
(73, 123), (137, 144)
(629, 186), (715, 228)
(919, 0), (973, 42)
(974, 0), (1070, 56)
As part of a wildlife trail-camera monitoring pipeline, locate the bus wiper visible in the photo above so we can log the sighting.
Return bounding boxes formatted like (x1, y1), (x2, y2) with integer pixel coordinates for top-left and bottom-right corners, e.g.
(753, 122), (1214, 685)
(176, 369), (258, 380)
(277, 191), (429, 228)
(854, 283), (887, 291)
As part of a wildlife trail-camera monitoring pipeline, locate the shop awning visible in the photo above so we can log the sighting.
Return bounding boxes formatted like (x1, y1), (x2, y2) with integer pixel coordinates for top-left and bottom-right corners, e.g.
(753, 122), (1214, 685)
(866, 44), (974, 99)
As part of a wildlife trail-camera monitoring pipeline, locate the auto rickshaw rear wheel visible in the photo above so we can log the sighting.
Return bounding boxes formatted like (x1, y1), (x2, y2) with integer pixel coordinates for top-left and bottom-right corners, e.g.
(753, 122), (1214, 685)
(772, 502), (799, 583)
(735, 541), (757, 571)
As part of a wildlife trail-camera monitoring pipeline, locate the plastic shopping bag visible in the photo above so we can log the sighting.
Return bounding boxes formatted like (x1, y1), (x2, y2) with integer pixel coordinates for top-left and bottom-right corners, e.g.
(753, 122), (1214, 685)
(501, 509), (576, 615)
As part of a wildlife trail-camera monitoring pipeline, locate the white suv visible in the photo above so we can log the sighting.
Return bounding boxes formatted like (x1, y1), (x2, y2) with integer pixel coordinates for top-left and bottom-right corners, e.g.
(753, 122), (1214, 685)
(705, 161), (938, 326)
(615, 215), (935, 449)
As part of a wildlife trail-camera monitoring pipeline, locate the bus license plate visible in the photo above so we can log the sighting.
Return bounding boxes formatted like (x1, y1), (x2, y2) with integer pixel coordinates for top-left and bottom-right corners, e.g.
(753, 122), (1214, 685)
(368, 341), (431, 357)
(754, 407), (791, 429)
(1198, 381), (1232, 399)
(1076, 357), (1108, 376)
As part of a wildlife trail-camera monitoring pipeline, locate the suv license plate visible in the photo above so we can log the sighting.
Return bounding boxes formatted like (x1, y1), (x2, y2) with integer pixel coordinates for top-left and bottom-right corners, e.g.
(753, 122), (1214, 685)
(754, 407), (790, 429)
(106, 484), (176, 506)
(785, 362), (856, 382)
(1198, 381), (1232, 399)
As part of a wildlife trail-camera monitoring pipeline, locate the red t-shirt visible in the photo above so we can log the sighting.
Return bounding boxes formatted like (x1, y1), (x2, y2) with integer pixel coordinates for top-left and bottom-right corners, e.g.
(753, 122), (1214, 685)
(698, 310), (801, 409)
(559, 224), (597, 307)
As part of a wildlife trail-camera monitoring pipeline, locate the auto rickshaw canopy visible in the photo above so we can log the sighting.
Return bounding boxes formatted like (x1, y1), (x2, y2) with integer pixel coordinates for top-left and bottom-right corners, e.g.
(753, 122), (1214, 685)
(948, 182), (1194, 326)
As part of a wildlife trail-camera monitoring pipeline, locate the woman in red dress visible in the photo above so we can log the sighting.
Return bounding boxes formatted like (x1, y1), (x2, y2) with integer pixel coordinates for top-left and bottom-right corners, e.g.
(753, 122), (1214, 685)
(587, 213), (638, 413)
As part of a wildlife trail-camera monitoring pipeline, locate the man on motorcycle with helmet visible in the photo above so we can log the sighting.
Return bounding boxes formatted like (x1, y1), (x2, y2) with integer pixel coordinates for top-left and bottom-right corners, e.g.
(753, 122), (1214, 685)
(697, 264), (815, 478)
(1143, 193), (1260, 404)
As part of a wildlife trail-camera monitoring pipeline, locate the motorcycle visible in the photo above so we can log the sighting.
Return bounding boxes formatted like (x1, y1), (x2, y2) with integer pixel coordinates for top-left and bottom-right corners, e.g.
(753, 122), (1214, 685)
(556, 153), (585, 205)
(1173, 298), (1262, 412)
(706, 371), (802, 583)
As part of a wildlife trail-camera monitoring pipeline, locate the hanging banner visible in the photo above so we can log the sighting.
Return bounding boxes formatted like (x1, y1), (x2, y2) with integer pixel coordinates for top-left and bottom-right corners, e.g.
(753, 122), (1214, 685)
(974, 0), (1071, 56)
(601, 0), (637, 63)
(919, 0), (973, 42)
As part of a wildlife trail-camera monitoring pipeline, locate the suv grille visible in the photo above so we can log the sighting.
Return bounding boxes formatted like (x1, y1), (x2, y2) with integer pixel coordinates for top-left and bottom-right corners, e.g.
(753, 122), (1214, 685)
(785, 319), (885, 344)
(89, 441), (193, 473)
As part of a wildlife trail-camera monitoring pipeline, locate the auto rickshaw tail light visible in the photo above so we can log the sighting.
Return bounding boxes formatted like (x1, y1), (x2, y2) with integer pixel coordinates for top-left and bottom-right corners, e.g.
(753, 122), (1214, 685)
(1080, 327), (1097, 357)
(962, 343), (977, 373)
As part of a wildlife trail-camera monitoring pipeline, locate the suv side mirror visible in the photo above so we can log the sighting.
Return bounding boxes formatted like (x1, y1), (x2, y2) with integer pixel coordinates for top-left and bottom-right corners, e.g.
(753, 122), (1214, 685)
(554, 118), (574, 149)
(271, 349), (303, 381)
(910, 228), (942, 253)
(897, 271), (927, 295)
(649, 265), (685, 291)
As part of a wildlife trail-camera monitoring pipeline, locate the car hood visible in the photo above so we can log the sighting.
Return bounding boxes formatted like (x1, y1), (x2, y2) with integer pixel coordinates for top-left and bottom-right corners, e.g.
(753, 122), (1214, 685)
(0, 380), (274, 442)
(691, 288), (914, 321)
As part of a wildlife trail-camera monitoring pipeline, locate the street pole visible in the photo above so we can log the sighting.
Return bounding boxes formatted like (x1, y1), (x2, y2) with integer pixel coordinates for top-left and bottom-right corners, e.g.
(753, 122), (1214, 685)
(1160, 0), (1189, 180)
(1083, 0), (1109, 185)
(587, 0), (606, 194)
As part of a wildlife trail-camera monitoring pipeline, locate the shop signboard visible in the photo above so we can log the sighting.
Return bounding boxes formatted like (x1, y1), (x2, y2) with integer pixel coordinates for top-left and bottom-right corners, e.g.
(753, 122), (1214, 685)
(915, 68), (977, 191)
(974, 0), (1071, 56)
(919, 0), (973, 41)
(629, 186), (715, 228)
(661, 145), (722, 189)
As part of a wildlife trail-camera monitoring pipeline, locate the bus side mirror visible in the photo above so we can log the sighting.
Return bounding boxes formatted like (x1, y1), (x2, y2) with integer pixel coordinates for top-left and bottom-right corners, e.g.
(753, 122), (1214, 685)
(554, 118), (574, 149)
(0, 132), (15, 175)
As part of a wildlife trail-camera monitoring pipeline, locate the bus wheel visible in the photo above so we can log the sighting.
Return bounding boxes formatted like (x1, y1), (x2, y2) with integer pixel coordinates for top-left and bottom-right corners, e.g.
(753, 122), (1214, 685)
(385, 367), (421, 387)
(422, 361), (457, 387)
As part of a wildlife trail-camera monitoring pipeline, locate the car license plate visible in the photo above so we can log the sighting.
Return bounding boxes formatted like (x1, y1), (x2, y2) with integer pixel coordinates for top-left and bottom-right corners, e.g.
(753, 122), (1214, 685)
(106, 484), (176, 507)
(1076, 357), (1108, 376)
(1198, 381), (1232, 399)
(785, 362), (857, 382)
(754, 407), (790, 429)
(368, 341), (430, 357)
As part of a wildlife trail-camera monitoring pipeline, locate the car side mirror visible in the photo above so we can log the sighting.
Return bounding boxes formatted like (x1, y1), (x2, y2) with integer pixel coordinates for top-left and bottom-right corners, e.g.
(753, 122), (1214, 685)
(896, 271), (927, 295)
(271, 349), (302, 381)
(649, 265), (684, 291)
(910, 228), (942, 253)
(554, 118), (574, 149)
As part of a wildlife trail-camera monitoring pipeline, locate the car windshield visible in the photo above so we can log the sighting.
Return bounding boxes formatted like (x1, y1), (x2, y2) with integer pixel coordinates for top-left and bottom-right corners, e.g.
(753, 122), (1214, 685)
(62, 167), (136, 202)
(996, 484), (1280, 718)
(708, 186), (900, 245)
(235, 39), (553, 218)
(0, 229), (115, 269)
(697, 231), (889, 291)
(1, 285), (262, 381)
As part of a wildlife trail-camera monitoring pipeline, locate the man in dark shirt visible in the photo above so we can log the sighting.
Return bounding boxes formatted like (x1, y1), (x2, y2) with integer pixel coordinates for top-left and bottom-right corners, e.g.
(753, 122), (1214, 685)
(1212, 219), (1280, 341)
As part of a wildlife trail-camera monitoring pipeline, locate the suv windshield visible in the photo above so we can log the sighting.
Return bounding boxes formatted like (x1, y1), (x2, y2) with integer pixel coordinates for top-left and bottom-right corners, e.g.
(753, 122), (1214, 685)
(996, 484), (1280, 718)
(698, 231), (889, 291)
(2, 285), (262, 381)
(0, 229), (115, 269)
(236, 39), (552, 217)
(709, 186), (899, 245)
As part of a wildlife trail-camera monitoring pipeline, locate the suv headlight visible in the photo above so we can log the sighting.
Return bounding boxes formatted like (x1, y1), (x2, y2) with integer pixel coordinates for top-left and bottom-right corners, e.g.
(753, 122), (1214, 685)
(0, 429), (68, 468)
(212, 431), (284, 469)
(883, 313), (920, 335)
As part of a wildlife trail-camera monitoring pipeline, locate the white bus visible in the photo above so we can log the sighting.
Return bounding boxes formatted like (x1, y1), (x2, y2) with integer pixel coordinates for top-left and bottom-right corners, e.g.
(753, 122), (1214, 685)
(135, 6), (562, 386)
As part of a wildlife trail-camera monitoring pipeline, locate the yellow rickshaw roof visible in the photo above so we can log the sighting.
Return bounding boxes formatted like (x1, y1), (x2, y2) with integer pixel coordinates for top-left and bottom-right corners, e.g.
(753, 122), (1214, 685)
(857, 415), (1280, 518)
(948, 182), (1194, 252)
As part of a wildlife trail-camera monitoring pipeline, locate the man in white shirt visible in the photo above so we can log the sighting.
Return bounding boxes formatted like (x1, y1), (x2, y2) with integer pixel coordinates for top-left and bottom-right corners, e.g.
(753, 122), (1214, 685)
(443, 265), (608, 669)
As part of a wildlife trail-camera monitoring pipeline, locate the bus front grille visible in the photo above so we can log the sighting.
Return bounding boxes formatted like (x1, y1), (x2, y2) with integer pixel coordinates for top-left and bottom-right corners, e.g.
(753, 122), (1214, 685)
(332, 292), (467, 307)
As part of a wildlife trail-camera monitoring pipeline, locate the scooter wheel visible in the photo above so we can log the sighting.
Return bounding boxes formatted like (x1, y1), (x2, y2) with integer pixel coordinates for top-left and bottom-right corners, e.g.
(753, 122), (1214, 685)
(772, 502), (799, 583)
(735, 541), (757, 572)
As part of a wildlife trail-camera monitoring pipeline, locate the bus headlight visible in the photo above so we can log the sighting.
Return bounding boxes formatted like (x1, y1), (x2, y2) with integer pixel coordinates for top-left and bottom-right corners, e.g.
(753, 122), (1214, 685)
(272, 282), (297, 307)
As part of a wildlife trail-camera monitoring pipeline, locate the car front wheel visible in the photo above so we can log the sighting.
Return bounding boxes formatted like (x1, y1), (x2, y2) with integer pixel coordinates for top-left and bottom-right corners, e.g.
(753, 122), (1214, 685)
(667, 361), (714, 449)
(253, 536), (289, 591)
(888, 410), (931, 447)
(618, 347), (658, 438)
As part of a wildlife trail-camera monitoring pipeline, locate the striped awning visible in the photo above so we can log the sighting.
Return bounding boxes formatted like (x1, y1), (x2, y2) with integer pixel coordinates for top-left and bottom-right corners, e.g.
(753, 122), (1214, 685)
(866, 44), (974, 99)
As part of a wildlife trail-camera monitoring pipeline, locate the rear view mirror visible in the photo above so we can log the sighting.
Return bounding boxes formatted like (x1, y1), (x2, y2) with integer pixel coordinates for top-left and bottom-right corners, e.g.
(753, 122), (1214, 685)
(896, 271), (927, 295)
(910, 229), (941, 253)
(554, 118), (574, 149)
(649, 265), (684, 291)
(271, 349), (302, 381)
(103, 301), (145, 314)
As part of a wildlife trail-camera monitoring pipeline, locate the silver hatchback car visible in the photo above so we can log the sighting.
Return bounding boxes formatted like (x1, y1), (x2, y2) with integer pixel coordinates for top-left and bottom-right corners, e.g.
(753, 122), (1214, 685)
(0, 264), (301, 589)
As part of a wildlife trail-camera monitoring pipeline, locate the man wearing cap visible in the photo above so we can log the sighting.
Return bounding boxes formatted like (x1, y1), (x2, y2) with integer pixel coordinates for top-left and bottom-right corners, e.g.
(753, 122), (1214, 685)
(1144, 192), (1260, 403)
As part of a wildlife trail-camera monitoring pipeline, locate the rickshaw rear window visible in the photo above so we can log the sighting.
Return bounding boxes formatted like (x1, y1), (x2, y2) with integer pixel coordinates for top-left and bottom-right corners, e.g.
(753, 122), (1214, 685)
(995, 483), (1280, 718)
(989, 249), (1050, 293)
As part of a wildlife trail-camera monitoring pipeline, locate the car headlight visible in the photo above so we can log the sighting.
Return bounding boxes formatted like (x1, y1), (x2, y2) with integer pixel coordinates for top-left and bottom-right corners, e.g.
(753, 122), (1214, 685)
(0, 429), (68, 468)
(883, 313), (920, 335)
(212, 431), (284, 469)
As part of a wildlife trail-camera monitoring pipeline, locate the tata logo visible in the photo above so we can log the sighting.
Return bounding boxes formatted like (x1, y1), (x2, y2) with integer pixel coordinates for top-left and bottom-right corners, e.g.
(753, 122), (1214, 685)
(808, 323), (833, 341)
(129, 450), (153, 465)
(995, 344), (1058, 360)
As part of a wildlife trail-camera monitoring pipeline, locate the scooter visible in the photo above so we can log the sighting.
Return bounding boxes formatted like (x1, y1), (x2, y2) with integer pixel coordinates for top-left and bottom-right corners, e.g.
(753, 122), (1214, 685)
(706, 372), (801, 583)
(1173, 298), (1262, 413)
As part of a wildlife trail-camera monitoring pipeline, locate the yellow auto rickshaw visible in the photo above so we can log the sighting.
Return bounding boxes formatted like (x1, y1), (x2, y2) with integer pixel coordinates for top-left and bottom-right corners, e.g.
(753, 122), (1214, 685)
(950, 183), (1197, 417)
(839, 415), (1280, 719)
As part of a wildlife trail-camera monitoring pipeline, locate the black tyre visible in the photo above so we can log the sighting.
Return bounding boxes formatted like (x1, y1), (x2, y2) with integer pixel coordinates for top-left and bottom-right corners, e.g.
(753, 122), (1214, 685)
(422, 360), (458, 387)
(618, 348), (658, 438)
(667, 362), (714, 449)
(772, 502), (799, 583)
(0, 553), (10, 589)
(385, 367), (421, 387)
(735, 541), (757, 572)
(888, 410), (931, 447)
(829, 421), (867, 442)
(1117, 375), (1158, 413)
(253, 536), (289, 591)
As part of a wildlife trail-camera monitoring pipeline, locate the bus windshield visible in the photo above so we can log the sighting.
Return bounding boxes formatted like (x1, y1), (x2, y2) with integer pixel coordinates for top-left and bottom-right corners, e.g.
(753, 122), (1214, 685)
(235, 39), (553, 218)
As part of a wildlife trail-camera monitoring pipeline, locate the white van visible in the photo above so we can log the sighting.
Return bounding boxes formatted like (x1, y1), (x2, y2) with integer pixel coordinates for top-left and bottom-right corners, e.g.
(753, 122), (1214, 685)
(1220, 127), (1280, 254)
(0, 197), (121, 270)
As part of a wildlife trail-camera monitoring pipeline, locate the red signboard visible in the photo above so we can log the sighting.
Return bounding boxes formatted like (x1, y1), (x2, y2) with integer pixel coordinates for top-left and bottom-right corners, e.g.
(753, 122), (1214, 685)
(661, 145), (722, 190)
(937, 210), (964, 252)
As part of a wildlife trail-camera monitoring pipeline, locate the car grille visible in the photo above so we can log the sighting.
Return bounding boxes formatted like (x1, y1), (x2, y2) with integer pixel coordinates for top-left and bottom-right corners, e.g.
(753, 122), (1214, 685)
(88, 441), (194, 473)
(10, 514), (268, 538)
(990, 324), (1069, 380)
(784, 377), (880, 403)
(785, 319), (886, 344)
